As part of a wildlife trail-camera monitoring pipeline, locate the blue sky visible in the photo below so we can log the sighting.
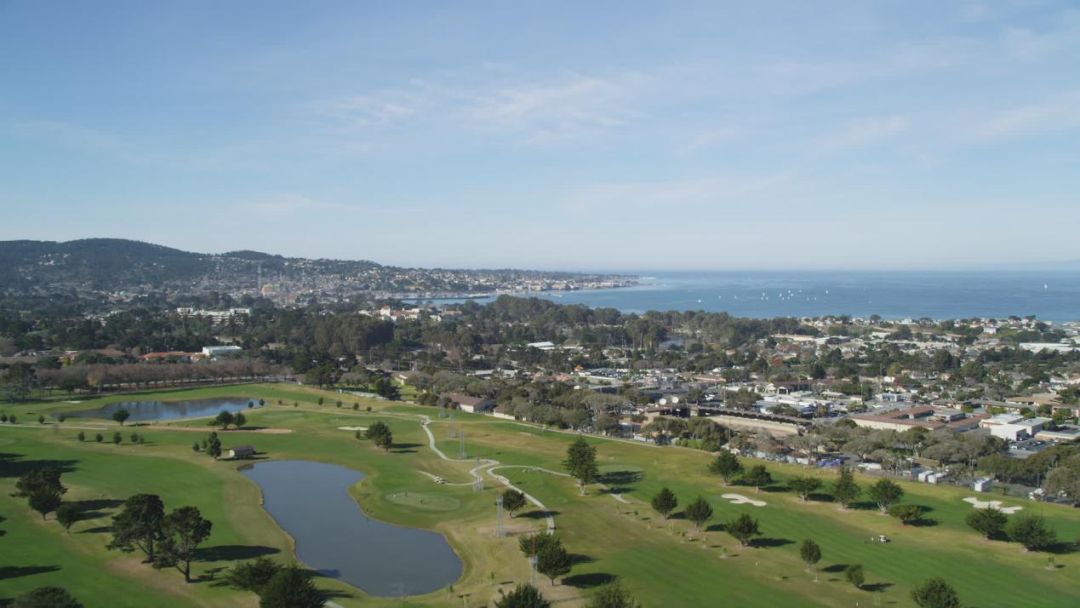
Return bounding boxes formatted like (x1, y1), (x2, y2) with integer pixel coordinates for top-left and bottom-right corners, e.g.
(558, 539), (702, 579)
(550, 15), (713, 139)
(1, 1), (1078, 270)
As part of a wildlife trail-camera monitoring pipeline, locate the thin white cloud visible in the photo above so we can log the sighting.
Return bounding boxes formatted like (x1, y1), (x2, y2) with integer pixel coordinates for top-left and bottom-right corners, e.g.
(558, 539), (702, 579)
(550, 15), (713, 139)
(968, 91), (1080, 141)
(562, 171), (799, 215)
(310, 71), (643, 144)
(812, 115), (910, 154)
(1002, 10), (1080, 60)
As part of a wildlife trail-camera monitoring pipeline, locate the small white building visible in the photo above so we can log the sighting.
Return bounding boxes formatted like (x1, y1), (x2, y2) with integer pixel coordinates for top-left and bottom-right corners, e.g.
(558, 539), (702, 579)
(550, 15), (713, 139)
(973, 478), (993, 493)
(227, 445), (256, 459)
(202, 345), (242, 357)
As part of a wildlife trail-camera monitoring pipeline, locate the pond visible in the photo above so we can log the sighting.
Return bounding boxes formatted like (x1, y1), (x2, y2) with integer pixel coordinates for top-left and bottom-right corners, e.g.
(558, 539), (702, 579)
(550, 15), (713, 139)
(240, 460), (462, 597)
(68, 397), (261, 422)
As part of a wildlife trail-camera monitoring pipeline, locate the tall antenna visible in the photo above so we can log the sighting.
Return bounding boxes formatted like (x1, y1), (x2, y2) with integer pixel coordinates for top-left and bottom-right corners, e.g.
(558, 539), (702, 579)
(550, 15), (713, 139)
(528, 537), (537, 585)
(495, 494), (505, 537)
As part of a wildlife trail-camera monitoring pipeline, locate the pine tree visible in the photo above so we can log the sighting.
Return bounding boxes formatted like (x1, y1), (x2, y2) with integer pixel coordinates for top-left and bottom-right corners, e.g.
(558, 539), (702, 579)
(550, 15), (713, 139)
(650, 487), (678, 519)
(832, 467), (860, 509)
(564, 437), (599, 493)
(708, 451), (743, 484)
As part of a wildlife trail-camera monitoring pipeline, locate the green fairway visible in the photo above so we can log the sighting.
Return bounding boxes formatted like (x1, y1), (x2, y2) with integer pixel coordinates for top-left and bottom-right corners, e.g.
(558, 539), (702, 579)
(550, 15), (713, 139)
(3, 384), (1080, 607)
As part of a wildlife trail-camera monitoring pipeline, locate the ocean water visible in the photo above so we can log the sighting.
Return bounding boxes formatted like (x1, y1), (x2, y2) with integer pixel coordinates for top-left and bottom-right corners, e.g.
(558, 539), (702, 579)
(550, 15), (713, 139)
(418, 271), (1080, 322)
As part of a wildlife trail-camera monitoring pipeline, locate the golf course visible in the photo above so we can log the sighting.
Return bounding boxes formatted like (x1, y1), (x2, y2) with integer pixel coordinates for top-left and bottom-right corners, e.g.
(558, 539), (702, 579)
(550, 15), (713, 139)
(2, 383), (1079, 607)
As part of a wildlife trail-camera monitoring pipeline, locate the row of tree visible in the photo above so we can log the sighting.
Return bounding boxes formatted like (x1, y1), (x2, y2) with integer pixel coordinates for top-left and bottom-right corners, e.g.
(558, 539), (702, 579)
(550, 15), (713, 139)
(224, 557), (324, 607)
(965, 508), (1059, 551)
(107, 494), (213, 583)
(495, 581), (640, 608)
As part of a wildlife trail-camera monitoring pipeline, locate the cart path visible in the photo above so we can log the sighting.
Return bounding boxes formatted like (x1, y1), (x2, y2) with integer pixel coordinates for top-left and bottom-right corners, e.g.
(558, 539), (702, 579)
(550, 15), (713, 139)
(419, 415), (556, 532)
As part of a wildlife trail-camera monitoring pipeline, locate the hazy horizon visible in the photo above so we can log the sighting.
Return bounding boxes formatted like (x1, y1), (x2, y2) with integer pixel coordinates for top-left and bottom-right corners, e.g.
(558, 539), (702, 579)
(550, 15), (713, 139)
(2, 1), (1079, 269)
(9, 236), (1080, 275)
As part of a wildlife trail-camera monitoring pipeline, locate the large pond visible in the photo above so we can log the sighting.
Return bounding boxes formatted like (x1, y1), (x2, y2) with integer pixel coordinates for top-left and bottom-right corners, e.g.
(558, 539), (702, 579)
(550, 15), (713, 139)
(68, 397), (261, 422)
(240, 460), (462, 597)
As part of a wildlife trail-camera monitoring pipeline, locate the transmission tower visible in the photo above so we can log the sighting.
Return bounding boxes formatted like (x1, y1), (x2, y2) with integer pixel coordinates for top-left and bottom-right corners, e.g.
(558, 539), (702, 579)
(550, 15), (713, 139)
(528, 537), (538, 585)
(458, 429), (466, 459)
(495, 494), (505, 537)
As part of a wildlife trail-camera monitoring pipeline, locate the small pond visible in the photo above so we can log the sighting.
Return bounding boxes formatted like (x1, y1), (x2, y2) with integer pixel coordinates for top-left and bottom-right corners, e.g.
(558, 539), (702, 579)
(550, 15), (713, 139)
(68, 397), (261, 422)
(240, 460), (462, 597)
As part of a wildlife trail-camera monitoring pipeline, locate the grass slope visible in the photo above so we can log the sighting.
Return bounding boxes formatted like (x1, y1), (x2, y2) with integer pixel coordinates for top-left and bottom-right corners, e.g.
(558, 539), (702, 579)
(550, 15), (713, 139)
(2, 384), (1079, 607)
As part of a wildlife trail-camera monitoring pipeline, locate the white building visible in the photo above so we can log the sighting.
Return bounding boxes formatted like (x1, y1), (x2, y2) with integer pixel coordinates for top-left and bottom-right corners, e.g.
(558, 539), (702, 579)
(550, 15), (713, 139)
(202, 345), (242, 357)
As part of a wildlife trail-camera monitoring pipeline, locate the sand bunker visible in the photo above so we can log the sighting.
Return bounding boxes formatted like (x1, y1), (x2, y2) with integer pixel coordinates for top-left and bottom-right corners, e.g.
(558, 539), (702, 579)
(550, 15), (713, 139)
(963, 497), (1022, 514)
(722, 493), (767, 507)
(337, 426), (368, 432)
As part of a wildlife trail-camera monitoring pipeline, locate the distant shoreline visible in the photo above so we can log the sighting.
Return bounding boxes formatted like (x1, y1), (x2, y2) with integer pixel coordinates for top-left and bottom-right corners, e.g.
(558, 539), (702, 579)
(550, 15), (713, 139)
(403, 270), (1080, 323)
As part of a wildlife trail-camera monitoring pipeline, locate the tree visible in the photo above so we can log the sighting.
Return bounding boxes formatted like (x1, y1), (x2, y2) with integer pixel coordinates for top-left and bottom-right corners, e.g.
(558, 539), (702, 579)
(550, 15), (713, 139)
(911, 577), (961, 608)
(496, 584), (551, 608)
(650, 487), (678, 519)
(225, 557), (281, 592)
(364, 421), (391, 442)
(12, 587), (83, 608)
(112, 431), (122, 445)
(586, 581), (641, 608)
(373, 377), (401, 400)
(112, 408), (131, 426)
(3, 362), (36, 402)
(832, 467), (861, 509)
(684, 495), (714, 530)
(502, 489), (527, 517)
(519, 532), (560, 560)
(77, 431), (85, 442)
(708, 451), (743, 485)
(564, 437), (599, 493)
(258, 565), (324, 608)
(234, 412), (247, 429)
(1044, 463), (1080, 504)
(799, 538), (822, 572)
(28, 488), (63, 520)
(375, 430), (394, 452)
(742, 465), (772, 493)
(213, 410), (235, 430)
(109, 494), (165, 561)
(725, 513), (760, 546)
(153, 506), (213, 582)
(95, 433), (103, 443)
(845, 564), (865, 589)
(16, 466), (66, 499)
(888, 504), (924, 526)
(192, 441), (200, 452)
(206, 432), (222, 459)
(966, 507), (1007, 540)
(536, 538), (572, 584)
(56, 503), (80, 532)
(1007, 514), (1057, 551)
(789, 476), (822, 501)
(868, 479), (903, 512)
